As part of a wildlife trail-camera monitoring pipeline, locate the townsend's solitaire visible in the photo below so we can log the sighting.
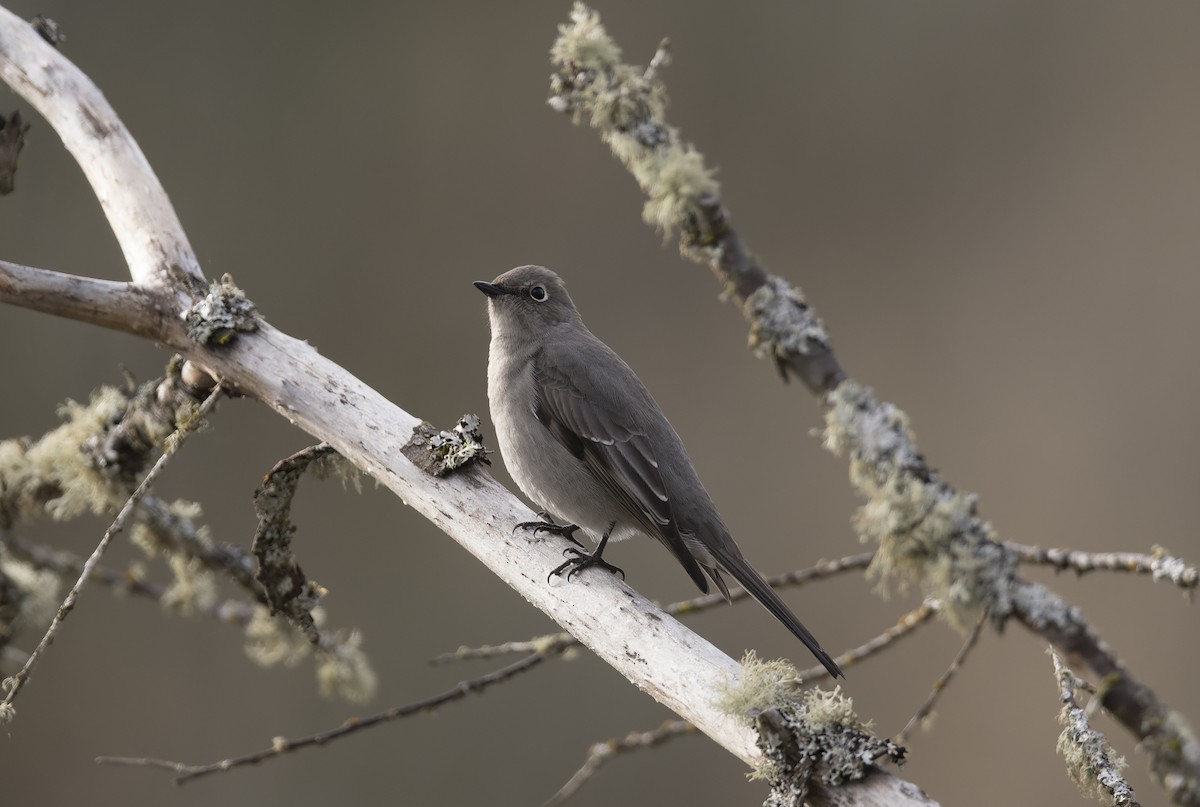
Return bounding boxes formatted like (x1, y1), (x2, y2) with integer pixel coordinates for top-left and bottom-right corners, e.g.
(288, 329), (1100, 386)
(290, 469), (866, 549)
(475, 265), (841, 677)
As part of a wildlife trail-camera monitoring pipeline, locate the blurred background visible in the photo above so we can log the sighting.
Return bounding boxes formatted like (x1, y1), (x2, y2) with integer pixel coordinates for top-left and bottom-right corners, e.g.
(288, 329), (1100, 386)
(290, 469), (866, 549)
(2, 2), (1198, 805)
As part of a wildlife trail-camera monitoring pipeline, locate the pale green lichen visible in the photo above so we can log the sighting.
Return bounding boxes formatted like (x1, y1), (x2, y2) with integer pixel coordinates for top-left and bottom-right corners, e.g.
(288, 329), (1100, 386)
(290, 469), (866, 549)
(718, 650), (799, 718)
(316, 631), (377, 704)
(0, 387), (130, 526)
(0, 678), (15, 724)
(164, 398), (210, 452)
(130, 499), (210, 558)
(243, 605), (312, 669)
(128, 522), (159, 557)
(309, 451), (363, 494)
(639, 145), (718, 235)
(1143, 710), (1200, 804)
(802, 686), (871, 734)
(549, 3), (622, 72)
(0, 551), (61, 629)
(160, 554), (218, 616)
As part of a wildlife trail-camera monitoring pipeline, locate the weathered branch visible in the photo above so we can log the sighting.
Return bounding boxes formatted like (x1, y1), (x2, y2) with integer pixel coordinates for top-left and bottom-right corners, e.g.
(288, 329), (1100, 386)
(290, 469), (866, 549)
(0, 9), (926, 798)
(0, 7), (202, 293)
(0, 260), (167, 340)
(1008, 542), (1198, 591)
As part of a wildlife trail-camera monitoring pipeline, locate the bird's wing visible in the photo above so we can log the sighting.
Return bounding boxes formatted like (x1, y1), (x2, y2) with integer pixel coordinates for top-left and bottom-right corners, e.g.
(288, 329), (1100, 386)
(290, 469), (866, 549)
(531, 350), (709, 592)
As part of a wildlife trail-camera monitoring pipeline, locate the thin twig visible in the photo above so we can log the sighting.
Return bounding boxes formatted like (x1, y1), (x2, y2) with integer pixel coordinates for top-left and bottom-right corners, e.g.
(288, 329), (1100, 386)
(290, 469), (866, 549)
(0, 383), (222, 721)
(544, 719), (697, 807)
(795, 599), (940, 682)
(896, 612), (987, 744)
(431, 634), (578, 665)
(97, 651), (547, 784)
(1008, 542), (1198, 591)
(642, 37), (670, 82)
(1050, 649), (1140, 807)
(433, 553), (875, 664)
(668, 552), (875, 617)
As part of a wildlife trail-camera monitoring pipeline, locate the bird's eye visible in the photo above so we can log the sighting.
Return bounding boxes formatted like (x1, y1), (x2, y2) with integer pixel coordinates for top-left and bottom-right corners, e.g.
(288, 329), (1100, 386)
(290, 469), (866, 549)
(529, 285), (547, 302)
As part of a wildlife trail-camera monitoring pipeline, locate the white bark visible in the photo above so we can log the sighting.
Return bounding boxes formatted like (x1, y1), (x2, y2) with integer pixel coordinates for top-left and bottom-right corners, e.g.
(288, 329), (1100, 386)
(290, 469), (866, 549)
(0, 7), (933, 803)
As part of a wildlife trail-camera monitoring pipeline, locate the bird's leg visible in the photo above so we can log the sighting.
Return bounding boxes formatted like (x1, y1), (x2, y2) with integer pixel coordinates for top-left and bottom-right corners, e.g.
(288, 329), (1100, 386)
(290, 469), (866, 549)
(515, 510), (584, 548)
(547, 521), (625, 583)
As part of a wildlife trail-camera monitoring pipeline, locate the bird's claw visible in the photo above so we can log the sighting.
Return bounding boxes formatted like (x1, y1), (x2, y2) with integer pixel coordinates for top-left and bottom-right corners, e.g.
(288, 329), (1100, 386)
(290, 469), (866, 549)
(514, 516), (583, 547)
(548, 545), (625, 583)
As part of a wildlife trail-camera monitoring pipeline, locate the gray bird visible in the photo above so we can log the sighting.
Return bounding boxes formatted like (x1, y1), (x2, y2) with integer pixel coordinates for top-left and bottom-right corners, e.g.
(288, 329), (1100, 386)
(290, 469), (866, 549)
(475, 265), (842, 678)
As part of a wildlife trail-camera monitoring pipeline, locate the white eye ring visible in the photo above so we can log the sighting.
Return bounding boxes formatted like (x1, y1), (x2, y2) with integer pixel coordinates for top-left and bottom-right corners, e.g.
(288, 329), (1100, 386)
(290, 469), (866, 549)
(529, 285), (548, 302)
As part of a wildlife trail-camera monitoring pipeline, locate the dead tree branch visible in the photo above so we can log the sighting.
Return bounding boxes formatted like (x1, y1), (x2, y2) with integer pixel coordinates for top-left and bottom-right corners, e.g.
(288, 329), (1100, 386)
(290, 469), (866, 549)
(0, 9), (927, 801)
(97, 651), (549, 785)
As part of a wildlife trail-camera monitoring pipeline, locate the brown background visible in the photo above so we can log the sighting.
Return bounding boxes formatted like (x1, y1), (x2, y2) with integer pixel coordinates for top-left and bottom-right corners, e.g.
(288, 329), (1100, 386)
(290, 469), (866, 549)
(2, 2), (1198, 806)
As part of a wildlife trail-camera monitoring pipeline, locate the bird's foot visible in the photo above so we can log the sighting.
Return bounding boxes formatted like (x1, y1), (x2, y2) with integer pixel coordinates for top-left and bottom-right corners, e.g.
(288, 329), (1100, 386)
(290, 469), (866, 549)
(547, 522), (624, 583)
(515, 512), (584, 548)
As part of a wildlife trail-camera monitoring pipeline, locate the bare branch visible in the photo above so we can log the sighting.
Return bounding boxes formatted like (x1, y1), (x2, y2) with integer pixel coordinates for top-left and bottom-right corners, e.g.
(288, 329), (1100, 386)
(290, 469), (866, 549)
(669, 552), (875, 618)
(432, 633), (577, 665)
(544, 719), (697, 807)
(1008, 542), (1198, 592)
(97, 652), (548, 785)
(0, 260), (168, 341)
(795, 600), (939, 683)
(0, 7), (203, 292)
(896, 613), (986, 744)
(0, 383), (222, 721)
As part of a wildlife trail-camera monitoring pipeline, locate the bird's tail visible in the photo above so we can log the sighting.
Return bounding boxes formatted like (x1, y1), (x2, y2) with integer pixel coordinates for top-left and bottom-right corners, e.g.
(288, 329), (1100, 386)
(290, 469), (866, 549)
(712, 548), (843, 679)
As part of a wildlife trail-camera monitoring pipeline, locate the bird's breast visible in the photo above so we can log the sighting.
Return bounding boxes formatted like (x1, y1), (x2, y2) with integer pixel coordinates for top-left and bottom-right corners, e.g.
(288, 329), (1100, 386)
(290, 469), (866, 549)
(485, 336), (631, 543)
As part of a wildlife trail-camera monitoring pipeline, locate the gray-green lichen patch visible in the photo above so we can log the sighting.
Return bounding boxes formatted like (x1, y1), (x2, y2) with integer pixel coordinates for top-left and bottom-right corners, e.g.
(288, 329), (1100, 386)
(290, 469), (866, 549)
(1053, 651), (1138, 807)
(184, 273), (259, 346)
(824, 381), (1017, 630)
(251, 444), (339, 645)
(744, 275), (832, 362)
(402, 414), (490, 477)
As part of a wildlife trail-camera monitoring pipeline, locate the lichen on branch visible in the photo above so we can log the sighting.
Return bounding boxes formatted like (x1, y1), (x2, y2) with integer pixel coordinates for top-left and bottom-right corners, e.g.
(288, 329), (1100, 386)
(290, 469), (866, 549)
(549, 3), (718, 237)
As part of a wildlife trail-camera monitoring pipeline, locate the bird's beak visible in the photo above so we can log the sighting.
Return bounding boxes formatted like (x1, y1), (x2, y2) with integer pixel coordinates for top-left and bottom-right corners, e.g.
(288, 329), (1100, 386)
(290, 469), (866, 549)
(474, 281), (503, 298)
